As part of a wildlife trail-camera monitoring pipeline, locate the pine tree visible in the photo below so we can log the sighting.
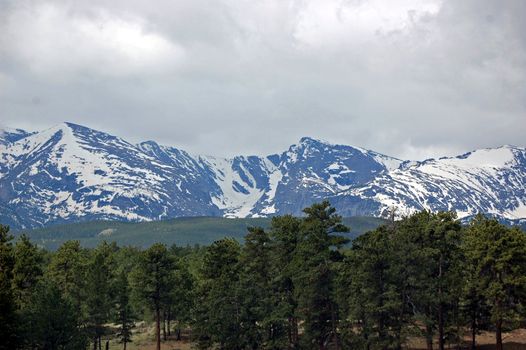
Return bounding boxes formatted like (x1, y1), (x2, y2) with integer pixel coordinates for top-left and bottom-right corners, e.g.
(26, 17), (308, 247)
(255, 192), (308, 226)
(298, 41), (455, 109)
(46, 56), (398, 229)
(85, 243), (114, 350)
(131, 243), (174, 350)
(293, 201), (349, 350)
(464, 215), (526, 350)
(13, 234), (44, 309)
(192, 238), (242, 349)
(460, 259), (491, 350)
(393, 211), (463, 350)
(47, 240), (87, 313)
(169, 256), (194, 341)
(238, 226), (274, 349)
(268, 215), (302, 349)
(115, 270), (135, 350)
(428, 212), (463, 350)
(25, 280), (87, 350)
(345, 226), (405, 349)
(0, 224), (18, 350)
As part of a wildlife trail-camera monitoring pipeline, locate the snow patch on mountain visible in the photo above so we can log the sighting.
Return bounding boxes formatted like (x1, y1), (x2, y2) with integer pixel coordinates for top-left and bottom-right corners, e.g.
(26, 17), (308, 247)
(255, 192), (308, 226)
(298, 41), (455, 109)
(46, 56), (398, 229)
(200, 155), (263, 217)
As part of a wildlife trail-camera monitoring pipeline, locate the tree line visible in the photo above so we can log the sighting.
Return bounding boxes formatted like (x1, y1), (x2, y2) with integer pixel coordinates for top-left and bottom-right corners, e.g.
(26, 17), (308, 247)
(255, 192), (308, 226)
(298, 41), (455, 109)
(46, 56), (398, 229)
(1, 201), (526, 350)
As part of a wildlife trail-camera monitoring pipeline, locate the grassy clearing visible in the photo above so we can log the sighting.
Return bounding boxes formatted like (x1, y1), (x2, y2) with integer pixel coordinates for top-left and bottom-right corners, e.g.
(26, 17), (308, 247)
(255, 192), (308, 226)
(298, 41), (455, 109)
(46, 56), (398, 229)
(106, 323), (193, 350)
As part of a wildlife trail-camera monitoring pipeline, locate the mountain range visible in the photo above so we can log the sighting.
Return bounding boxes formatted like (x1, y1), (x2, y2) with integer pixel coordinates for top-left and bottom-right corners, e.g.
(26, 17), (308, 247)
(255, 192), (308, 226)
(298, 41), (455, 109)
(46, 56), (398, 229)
(0, 122), (525, 229)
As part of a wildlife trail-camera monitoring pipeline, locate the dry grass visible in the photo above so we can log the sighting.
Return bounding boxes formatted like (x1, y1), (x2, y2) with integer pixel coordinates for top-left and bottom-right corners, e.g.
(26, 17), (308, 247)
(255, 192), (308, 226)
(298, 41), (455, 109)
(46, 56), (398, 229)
(105, 323), (526, 350)
(406, 328), (526, 350)
(107, 323), (193, 350)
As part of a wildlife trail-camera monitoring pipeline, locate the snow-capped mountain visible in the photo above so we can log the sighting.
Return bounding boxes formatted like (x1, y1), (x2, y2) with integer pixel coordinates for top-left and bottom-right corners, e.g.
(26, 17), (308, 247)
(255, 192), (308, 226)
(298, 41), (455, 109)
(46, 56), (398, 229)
(0, 122), (525, 229)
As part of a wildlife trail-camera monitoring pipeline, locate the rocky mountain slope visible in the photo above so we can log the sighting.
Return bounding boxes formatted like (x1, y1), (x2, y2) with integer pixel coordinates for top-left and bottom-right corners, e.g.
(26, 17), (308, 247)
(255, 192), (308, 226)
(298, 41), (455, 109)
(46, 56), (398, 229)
(1, 122), (524, 229)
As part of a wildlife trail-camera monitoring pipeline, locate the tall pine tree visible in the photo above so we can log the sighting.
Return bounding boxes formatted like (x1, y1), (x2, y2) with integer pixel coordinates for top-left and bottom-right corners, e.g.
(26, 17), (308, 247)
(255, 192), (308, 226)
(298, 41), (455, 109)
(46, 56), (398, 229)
(238, 227), (274, 349)
(268, 215), (302, 349)
(0, 224), (18, 350)
(47, 240), (87, 313)
(169, 255), (195, 341)
(393, 211), (463, 350)
(24, 280), (87, 350)
(131, 243), (174, 350)
(13, 234), (43, 310)
(85, 242), (115, 350)
(346, 226), (405, 349)
(464, 215), (526, 350)
(114, 270), (135, 350)
(293, 201), (349, 350)
(192, 238), (242, 349)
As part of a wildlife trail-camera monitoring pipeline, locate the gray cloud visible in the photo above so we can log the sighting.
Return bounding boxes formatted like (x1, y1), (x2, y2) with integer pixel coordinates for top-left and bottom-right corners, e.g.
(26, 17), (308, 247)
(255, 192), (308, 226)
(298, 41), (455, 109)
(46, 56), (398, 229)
(0, 0), (524, 160)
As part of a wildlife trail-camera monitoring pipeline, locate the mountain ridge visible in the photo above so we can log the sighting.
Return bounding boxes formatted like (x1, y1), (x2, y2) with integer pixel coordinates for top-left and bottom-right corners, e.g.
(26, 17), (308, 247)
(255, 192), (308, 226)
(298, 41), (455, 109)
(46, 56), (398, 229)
(1, 122), (525, 229)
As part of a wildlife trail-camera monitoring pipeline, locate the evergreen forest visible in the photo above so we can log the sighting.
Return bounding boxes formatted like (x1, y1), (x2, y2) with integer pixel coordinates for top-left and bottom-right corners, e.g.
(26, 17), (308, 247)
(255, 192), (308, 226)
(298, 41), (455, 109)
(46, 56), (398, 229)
(1, 201), (526, 350)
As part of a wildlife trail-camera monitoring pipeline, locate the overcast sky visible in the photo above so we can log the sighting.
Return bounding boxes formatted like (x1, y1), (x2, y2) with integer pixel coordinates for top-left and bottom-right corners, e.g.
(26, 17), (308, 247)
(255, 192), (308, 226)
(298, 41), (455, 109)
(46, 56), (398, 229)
(0, 0), (524, 160)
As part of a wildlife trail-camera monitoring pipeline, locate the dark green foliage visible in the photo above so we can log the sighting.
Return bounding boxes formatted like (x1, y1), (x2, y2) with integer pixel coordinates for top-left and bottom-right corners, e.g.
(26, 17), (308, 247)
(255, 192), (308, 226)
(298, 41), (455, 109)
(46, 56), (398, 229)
(268, 215), (302, 349)
(131, 243), (174, 350)
(341, 211), (473, 350)
(167, 255), (195, 340)
(293, 201), (349, 349)
(13, 234), (44, 309)
(2, 205), (526, 350)
(394, 211), (464, 350)
(460, 260), (492, 350)
(344, 226), (405, 350)
(191, 204), (351, 350)
(16, 216), (386, 250)
(23, 280), (87, 350)
(191, 232), (269, 350)
(464, 215), (526, 350)
(46, 240), (87, 312)
(0, 224), (18, 350)
(237, 227), (274, 349)
(85, 242), (116, 349)
(193, 238), (242, 349)
(114, 270), (135, 350)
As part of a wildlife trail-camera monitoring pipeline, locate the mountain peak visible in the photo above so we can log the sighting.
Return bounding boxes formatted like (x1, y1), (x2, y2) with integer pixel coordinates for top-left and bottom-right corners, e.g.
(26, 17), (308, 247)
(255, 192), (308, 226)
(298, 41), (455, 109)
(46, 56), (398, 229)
(296, 137), (375, 154)
(62, 121), (96, 131)
(48, 121), (73, 129)
(38, 122), (75, 138)
(299, 136), (323, 143)
(298, 136), (331, 146)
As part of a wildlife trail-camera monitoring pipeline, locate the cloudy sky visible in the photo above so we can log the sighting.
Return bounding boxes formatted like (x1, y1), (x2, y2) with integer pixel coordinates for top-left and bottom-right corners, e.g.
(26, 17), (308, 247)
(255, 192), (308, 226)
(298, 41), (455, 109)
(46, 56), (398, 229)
(0, 0), (524, 160)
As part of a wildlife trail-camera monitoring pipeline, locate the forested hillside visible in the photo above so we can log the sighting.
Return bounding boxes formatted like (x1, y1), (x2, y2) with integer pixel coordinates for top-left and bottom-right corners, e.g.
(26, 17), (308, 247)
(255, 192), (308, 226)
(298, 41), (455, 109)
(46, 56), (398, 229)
(14, 216), (385, 250)
(1, 202), (526, 350)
